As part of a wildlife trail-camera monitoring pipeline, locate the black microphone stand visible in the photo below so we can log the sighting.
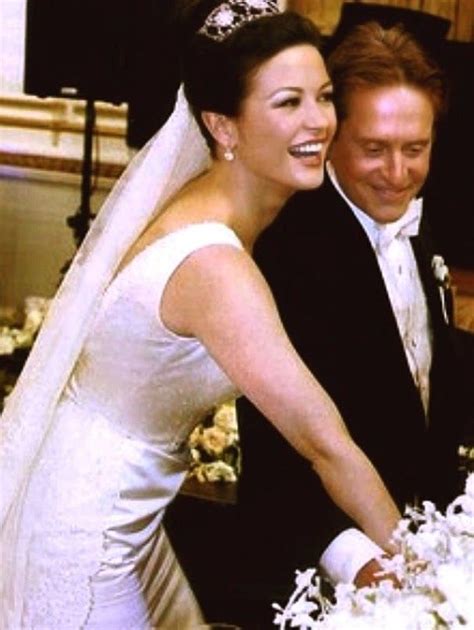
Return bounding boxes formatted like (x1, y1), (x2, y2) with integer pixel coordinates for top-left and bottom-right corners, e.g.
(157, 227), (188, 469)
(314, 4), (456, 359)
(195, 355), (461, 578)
(66, 98), (96, 248)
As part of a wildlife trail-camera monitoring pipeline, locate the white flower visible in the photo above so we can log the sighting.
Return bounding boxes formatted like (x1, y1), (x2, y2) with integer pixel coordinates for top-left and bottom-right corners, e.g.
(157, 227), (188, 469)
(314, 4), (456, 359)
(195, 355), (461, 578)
(0, 296), (50, 356)
(188, 425), (203, 450)
(432, 255), (451, 289)
(12, 329), (34, 348)
(191, 460), (237, 483)
(295, 568), (317, 590)
(458, 445), (474, 464)
(23, 309), (44, 334)
(0, 330), (15, 355)
(213, 401), (238, 434)
(436, 563), (474, 625)
(190, 447), (201, 462)
(201, 425), (231, 456)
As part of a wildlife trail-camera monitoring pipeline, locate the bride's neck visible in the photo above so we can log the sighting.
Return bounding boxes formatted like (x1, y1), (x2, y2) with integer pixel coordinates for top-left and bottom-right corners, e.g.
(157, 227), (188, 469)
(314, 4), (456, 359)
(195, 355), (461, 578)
(198, 162), (291, 245)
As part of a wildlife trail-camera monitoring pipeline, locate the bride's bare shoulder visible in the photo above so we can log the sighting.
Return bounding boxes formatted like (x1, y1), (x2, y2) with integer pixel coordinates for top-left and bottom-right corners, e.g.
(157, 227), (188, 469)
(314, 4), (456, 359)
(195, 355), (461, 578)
(117, 175), (216, 272)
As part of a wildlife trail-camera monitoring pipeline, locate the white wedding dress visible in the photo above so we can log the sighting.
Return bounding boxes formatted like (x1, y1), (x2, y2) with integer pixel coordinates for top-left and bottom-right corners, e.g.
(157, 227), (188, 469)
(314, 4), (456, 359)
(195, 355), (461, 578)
(5, 222), (242, 629)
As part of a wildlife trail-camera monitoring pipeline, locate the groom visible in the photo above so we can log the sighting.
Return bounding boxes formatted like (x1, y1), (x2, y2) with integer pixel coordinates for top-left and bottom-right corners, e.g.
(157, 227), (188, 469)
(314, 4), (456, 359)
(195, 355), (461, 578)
(228, 19), (472, 628)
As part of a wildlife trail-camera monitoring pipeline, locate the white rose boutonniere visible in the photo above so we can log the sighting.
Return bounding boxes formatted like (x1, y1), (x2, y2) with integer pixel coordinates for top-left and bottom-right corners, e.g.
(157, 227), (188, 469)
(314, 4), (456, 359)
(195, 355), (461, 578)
(432, 255), (451, 289)
(432, 255), (451, 324)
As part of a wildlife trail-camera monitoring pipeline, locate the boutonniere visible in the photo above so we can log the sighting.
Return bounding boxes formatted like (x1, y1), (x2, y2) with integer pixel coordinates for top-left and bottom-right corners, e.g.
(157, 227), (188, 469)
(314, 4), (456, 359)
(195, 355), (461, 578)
(431, 254), (451, 324)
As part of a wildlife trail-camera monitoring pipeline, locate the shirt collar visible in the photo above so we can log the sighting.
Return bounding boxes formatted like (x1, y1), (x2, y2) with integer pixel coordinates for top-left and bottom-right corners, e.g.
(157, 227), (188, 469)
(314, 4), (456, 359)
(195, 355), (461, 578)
(326, 161), (423, 251)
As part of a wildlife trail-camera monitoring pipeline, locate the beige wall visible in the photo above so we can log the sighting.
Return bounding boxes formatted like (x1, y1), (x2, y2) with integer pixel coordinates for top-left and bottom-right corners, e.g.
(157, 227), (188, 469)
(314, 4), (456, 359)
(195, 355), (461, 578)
(0, 95), (130, 309)
(0, 168), (114, 308)
(289, 0), (474, 41)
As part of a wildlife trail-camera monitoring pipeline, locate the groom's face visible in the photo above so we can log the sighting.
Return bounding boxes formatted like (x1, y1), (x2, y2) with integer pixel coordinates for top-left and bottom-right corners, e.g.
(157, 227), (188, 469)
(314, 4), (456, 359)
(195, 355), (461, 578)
(329, 84), (434, 224)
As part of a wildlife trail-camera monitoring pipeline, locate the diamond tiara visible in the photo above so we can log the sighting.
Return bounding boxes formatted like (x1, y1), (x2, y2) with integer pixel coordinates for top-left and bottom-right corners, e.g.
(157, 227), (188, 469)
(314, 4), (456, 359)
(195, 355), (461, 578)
(199, 0), (280, 43)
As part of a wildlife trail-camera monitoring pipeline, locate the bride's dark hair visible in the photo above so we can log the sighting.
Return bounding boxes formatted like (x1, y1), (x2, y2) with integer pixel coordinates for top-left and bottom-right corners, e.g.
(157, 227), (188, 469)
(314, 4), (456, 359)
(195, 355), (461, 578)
(182, 10), (322, 152)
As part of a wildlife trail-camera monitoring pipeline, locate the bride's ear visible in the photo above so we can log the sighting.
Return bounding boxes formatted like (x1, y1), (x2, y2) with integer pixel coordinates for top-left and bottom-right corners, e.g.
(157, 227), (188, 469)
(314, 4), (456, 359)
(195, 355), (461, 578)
(201, 111), (237, 153)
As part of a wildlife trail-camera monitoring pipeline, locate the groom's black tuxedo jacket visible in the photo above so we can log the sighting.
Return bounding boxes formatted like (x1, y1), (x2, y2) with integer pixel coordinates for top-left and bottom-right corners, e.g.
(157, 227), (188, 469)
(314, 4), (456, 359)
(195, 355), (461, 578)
(232, 177), (471, 617)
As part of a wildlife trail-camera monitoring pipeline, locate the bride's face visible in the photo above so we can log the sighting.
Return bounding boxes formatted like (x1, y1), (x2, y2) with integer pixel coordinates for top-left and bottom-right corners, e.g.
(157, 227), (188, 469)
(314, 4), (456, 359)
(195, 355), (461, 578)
(230, 44), (336, 196)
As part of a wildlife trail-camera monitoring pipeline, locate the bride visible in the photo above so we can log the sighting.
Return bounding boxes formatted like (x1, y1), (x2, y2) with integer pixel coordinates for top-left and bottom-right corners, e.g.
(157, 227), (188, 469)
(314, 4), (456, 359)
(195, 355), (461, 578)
(0, 1), (401, 627)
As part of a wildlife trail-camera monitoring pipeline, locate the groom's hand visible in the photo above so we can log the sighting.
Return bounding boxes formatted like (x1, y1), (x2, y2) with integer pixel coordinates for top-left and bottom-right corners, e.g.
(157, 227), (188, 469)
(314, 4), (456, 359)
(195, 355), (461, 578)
(354, 556), (401, 589)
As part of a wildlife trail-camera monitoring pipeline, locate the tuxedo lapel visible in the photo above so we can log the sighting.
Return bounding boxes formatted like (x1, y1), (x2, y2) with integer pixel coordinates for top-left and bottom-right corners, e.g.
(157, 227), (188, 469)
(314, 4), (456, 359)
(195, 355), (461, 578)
(307, 180), (414, 354)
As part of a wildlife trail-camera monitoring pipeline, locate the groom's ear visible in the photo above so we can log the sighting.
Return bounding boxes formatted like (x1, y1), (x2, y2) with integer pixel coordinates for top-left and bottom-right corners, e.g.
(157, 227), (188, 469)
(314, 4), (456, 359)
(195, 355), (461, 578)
(201, 111), (237, 148)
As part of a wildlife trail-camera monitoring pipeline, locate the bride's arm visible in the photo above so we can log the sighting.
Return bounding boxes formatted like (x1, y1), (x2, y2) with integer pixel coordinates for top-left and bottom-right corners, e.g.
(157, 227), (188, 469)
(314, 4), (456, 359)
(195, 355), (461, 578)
(162, 244), (401, 551)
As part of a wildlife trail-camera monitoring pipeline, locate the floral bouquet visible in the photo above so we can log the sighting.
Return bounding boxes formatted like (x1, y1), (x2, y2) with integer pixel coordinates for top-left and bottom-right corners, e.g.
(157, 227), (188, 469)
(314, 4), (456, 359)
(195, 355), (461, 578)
(273, 473), (474, 629)
(187, 400), (241, 483)
(0, 296), (50, 357)
(0, 297), (51, 409)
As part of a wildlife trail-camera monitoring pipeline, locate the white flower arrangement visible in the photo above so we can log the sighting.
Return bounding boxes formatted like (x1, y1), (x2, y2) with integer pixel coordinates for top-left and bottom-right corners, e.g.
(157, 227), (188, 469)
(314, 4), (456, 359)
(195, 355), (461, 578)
(274, 473), (474, 629)
(0, 296), (50, 356)
(187, 400), (241, 483)
(1, 297), (51, 408)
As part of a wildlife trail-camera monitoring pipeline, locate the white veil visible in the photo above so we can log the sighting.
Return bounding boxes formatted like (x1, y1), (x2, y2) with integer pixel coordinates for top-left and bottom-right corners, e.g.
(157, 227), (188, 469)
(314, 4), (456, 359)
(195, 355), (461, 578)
(0, 87), (210, 528)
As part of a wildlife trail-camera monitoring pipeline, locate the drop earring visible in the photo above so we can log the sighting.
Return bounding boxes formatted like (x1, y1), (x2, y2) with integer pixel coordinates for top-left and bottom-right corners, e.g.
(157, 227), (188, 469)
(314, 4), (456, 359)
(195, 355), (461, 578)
(223, 147), (235, 161)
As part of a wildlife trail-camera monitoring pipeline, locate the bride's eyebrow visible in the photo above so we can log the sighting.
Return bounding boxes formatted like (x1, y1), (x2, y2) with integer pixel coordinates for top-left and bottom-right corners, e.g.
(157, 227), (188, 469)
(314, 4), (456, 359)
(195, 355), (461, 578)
(270, 80), (333, 98)
(269, 87), (302, 97)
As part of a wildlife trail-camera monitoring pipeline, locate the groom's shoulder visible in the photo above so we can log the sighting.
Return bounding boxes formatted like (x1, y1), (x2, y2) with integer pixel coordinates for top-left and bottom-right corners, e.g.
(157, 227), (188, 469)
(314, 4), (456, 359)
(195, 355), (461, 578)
(271, 179), (337, 236)
(286, 178), (336, 213)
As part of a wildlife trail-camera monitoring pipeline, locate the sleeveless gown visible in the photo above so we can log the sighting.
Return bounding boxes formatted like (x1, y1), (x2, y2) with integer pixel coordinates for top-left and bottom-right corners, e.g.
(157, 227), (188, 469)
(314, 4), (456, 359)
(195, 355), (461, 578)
(7, 222), (242, 629)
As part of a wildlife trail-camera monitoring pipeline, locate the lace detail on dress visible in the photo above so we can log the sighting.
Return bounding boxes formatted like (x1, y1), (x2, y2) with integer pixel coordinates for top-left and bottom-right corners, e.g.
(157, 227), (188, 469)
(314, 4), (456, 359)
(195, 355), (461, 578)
(18, 403), (128, 629)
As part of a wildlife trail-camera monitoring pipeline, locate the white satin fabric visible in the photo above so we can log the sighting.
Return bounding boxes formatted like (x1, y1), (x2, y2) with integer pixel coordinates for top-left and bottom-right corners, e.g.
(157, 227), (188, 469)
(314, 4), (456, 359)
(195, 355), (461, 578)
(2, 222), (242, 628)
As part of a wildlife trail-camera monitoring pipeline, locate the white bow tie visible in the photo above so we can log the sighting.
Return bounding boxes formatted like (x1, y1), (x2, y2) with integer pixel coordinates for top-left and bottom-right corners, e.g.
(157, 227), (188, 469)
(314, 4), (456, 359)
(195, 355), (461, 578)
(375, 198), (423, 252)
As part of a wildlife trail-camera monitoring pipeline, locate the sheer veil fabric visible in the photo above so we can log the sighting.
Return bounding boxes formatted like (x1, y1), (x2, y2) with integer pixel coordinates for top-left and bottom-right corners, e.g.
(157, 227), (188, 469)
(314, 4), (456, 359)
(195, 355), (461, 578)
(0, 87), (210, 620)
